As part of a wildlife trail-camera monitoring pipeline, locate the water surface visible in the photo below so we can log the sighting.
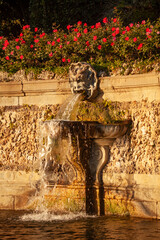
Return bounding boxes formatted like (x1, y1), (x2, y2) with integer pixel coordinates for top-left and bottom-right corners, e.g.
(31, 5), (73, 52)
(0, 211), (160, 240)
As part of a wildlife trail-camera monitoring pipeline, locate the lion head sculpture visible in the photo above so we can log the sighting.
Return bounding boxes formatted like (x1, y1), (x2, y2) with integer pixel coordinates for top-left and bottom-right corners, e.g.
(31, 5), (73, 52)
(69, 62), (98, 99)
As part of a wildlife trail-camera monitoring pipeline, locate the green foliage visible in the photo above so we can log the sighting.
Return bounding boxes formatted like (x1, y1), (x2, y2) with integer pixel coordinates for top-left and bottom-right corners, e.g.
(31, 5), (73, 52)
(116, 0), (160, 25)
(0, 16), (159, 75)
(43, 108), (55, 121)
(0, 0), (159, 38)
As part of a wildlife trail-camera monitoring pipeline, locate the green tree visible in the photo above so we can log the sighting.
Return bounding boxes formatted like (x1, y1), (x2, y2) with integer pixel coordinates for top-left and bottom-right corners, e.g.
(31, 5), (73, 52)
(115, 0), (160, 24)
(0, 0), (29, 37)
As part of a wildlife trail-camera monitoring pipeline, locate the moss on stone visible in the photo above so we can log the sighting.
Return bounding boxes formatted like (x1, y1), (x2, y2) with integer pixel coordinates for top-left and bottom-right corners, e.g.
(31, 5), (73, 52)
(105, 199), (134, 216)
(74, 99), (126, 124)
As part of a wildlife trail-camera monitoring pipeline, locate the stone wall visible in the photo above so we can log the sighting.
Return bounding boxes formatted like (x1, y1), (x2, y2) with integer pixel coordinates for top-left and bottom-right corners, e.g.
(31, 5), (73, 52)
(106, 100), (160, 175)
(0, 105), (59, 171)
(0, 72), (160, 217)
(0, 100), (159, 175)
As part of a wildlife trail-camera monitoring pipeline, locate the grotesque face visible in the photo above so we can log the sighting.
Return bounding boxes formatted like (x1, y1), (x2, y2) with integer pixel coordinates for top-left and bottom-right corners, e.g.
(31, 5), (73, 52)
(69, 62), (98, 99)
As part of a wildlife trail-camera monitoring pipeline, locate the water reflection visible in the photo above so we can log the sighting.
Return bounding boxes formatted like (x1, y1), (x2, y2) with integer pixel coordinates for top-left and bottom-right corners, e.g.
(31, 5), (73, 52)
(0, 211), (160, 240)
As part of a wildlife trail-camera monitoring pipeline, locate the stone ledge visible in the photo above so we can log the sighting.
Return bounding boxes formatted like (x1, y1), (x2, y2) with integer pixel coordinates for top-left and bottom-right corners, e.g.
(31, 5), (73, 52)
(22, 79), (70, 96)
(0, 73), (159, 104)
(100, 72), (160, 89)
(0, 81), (24, 96)
(100, 72), (160, 101)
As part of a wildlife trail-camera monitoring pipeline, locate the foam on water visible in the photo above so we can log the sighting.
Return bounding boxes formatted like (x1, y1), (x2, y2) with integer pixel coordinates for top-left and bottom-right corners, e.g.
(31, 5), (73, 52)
(20, 212), (94, 222)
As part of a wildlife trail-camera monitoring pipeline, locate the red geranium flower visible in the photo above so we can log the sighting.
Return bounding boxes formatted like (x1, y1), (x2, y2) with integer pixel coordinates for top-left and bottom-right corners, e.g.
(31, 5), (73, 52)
(98, 45), (102, 50)
(34, 39), (39, 43)
(111, 42), (115, 46)
(67, 25), (72, 30)
(126, 26), (130, 31)
(40, 32), (45, 38)
(84, 28), (88, 34)
(67, 59), (71, 63)
(103, 38), (107, 42)
(35, 27), (38, 32)
(84, 23), (87, 26)
(74, 28), (78, 32)
(77, 21), (82, 26)
(86, 41), (90, 46)
(62, 58), (66, 62)
(95, 22), (101, 28)
(74, 36), (78, 41)
(137, 43), (143, 50)
(4, 40), (9, 47)
(91, 25), (94, 29)
(103, 17), (108, 24)
(30, 44), (34, 48)
(57, 38), (61, 43)
(16, 45), (20, 50)
(77, 33), (81, 37)
(20, 55), (24, 60)
(133, 37), (137, 42)
(125, 37), (129, 41)
(93, 36), (97, 40)
(113, 18), (117, 23)
(23, 25), (30, 30)
(49, 52), (53, 57)
(6, 56), (9, 60)
(115, 28), (119, 35)
(53, 29), (58, 33)
(52, 41), (55, 45)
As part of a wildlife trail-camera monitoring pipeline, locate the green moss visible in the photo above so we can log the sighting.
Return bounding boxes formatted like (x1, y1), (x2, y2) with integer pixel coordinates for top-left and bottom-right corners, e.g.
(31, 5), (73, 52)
(75, 99), (126, 124)
(43, 108), (55, 121)
(105, 199), (133, 216)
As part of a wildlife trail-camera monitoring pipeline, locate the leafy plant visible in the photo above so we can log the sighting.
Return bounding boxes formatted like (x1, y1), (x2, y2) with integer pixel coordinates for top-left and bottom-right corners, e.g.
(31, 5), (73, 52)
(0, 16), (159, 76)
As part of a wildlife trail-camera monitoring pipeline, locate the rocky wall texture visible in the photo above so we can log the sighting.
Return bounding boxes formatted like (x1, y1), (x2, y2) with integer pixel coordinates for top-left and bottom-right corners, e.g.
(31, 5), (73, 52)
(0, 105), (59, 171)
(0, 100), (159, 175)
(105, 100), (160, 175)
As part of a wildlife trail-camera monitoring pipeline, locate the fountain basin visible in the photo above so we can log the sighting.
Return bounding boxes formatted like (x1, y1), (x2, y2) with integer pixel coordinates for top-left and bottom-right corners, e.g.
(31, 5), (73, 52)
(42, 119), (131, 139)
(38, 119), (131, 215)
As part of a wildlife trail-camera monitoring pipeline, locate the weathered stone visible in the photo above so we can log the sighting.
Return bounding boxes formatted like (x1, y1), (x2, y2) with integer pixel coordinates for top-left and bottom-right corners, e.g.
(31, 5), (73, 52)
(69, 62), (98, 99)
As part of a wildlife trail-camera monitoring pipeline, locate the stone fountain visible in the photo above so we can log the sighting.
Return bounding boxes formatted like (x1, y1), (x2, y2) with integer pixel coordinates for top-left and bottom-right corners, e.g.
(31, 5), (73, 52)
(38, 62), (130, 215)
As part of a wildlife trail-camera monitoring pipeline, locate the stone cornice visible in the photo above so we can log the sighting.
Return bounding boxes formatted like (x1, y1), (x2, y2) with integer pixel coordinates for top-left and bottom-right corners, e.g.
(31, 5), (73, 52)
(100, 72), (160, 90)
(0, 72), (159, 105)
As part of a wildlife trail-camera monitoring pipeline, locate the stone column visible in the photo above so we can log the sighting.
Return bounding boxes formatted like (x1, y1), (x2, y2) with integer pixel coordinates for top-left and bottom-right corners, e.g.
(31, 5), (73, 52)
(86, 138), (115, 215)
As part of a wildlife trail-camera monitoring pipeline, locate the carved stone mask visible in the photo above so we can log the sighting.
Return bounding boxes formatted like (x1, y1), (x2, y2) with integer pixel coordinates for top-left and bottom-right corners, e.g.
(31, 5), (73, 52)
(69, 62), (98, 99)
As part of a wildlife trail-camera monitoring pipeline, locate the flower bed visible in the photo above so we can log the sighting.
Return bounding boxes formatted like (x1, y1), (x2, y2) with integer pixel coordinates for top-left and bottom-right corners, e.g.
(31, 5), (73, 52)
(0, 16), (159, 77)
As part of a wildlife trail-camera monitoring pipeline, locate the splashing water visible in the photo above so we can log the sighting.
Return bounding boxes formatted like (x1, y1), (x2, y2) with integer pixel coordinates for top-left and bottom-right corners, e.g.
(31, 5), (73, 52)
(20, 212), (94, 222)
(25, 93), (84, 218)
